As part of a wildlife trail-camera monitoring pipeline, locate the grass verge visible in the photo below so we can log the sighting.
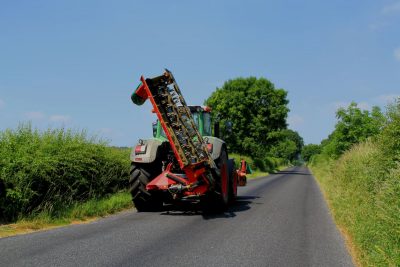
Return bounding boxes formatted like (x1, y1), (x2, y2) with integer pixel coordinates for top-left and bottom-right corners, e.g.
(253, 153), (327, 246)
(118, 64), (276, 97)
(247, 165), (288, 179)
(247, 170), (269, 179)
(0, 192), (132, 238)
(309, 142), (400, 267)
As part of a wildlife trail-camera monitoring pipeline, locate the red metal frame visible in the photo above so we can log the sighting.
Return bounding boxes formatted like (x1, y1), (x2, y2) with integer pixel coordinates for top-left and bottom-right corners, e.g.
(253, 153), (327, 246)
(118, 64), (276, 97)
(139, 76), (187, 169)
(146, 163), (209, 196)
(137, 76), (211, 195)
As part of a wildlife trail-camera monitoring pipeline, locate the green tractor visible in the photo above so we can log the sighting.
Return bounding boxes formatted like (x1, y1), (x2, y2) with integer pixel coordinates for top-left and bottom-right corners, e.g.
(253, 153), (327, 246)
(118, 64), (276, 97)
(129, 70), (238, 211)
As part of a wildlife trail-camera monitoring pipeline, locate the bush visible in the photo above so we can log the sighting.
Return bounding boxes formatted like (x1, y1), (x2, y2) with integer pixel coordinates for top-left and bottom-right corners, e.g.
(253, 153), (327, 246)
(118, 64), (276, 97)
(250, 156), (284, 172)
(320, 103), (384, 158)
(0, 124), (130, 222)
(301, 144), (321, 162)
(379, 98), (400, 165)
(252, 157), (267, 172)
(229, 153), (279, 173)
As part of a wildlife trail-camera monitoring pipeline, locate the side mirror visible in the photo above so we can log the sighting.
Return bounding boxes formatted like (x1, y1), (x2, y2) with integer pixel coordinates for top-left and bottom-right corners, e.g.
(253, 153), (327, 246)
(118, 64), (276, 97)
(214, 122), (220, 138)
(152, 122), (157, 137)
(225, 121), (233, 134)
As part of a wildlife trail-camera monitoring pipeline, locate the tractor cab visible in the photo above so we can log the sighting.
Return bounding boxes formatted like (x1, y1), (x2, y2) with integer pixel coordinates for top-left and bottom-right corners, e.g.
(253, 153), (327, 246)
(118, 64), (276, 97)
(153, 106), (213, 140)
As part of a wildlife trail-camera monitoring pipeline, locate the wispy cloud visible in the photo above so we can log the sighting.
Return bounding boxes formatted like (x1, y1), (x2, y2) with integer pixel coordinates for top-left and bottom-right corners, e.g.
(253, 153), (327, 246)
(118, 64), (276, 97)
(332, 101), (351, 110)
(49, 115), (71, 123)
(394, 47), (400, 61)
(0, 98), (5, 109)
(24, 112), (72, 124)
(99, 128), (124, 140)
(375, 94), (400, 104)
(370, 2), (400, 31)
(288, 114), (304, 128)
(331, 95), (399, 114)
(382, 1), (400, 14)
(331, 101), (371, 111)
(369, 21), (389, 31)
(99, 128), (114, 135)
(24, 111), (46, 120)
(358, 102), (371, 110)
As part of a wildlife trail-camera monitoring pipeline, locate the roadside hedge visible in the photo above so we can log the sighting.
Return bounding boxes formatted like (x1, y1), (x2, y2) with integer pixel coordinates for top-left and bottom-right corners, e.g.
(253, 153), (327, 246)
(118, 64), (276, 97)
(0, 125), (130, 222)
(309, 99), (400, 266)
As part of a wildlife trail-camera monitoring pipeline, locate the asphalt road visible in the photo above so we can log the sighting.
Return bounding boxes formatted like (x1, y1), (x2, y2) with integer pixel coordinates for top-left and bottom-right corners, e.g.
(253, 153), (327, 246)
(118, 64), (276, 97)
(0, 166), (353, 267)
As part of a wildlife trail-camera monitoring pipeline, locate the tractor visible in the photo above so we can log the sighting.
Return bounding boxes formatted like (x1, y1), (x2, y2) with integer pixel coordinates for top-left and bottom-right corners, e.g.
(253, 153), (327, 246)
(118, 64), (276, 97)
(129, 69), (242, 212)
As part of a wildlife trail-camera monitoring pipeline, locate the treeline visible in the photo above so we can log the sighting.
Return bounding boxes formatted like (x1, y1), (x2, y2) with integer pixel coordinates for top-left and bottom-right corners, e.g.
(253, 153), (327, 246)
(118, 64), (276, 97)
(304, 100), (400, 266)
(0, 125), (130, 222)
(205, 77), (303, 171)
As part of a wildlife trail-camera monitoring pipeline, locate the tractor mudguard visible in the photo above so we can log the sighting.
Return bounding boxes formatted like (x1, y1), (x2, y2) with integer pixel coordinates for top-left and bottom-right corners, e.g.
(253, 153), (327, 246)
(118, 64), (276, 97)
(205, 136), (226, 161)
(130, 139), (164, 163)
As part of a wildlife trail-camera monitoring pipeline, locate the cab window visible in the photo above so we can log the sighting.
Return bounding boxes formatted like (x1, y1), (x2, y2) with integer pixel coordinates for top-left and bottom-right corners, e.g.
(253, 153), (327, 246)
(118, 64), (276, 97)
(192, 113), (199, 129)
(203, 113), (212, 136)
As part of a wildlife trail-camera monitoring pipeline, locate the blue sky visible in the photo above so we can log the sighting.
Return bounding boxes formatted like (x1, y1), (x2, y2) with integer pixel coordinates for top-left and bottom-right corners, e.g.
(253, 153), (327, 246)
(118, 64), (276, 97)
(1, 0), (399, 146)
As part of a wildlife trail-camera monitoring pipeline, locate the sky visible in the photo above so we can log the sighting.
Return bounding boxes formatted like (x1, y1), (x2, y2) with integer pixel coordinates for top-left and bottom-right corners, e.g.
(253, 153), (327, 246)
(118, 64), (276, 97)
(1, 0), (399, 147)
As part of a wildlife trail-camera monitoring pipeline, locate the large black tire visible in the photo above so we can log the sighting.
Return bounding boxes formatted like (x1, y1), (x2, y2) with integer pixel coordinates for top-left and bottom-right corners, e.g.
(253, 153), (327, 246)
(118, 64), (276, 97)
(129, 163), (163, 212)
(201, 147), (229, 213)
(217, 149), (230, 207)
(228, 158), (237, 203)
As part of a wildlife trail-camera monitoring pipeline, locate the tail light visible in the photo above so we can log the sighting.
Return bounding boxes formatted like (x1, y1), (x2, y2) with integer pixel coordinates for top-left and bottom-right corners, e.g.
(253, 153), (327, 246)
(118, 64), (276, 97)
(135, 145), (147, 154)
(207, 143), (213, 153)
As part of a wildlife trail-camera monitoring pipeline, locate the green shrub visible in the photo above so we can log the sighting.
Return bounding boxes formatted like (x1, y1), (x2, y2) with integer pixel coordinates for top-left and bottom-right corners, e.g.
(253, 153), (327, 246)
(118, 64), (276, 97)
(252, 157), (267, 172)
(229, 153), (273, 172)
(379, 98), (400, 166)
(301, 144), (321, 162)
(319, 103), (384, 158)
(229, 153), (254, 171)
(0, 124), (130, 222)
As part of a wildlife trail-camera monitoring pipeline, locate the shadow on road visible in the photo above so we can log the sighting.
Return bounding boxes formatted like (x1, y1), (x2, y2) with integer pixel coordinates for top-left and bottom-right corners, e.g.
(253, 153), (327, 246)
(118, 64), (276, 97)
(159, 196), (260, 220)
(273, 170), (311, 176)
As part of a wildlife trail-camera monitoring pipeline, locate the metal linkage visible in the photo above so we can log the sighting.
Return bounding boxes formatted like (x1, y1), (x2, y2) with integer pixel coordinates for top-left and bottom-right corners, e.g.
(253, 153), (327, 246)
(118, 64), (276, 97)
(146, 70), (215, 170)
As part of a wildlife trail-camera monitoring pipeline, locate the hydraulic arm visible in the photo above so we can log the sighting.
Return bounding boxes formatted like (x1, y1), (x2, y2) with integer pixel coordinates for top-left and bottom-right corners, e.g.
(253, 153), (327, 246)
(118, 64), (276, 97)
(133, 69), (216, 192)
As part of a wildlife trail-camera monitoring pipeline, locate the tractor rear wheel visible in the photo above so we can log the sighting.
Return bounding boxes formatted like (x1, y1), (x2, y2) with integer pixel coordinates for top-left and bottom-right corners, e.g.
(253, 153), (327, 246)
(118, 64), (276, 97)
(129, 163), (163, 212)
(228, 158), (237, 203)
(217, 149), (230, 208)
(201, 147), (230, 213)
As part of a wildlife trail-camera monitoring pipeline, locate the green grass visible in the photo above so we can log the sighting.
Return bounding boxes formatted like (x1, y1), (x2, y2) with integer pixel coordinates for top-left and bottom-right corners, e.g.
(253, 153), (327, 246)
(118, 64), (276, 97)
(310, 141), (400, 266)
(65, 191), (132, 219)
(246, 170), (269, 179)
(0, 192), (132, 238)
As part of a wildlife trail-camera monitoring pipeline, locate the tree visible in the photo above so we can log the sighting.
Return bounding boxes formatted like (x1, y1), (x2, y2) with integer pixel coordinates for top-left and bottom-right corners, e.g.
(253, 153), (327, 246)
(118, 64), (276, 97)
(268, 129), (304, 161)
(321, 102), (384, 157)
(205, 77), (289, 158)
(301, 144), (321, 162)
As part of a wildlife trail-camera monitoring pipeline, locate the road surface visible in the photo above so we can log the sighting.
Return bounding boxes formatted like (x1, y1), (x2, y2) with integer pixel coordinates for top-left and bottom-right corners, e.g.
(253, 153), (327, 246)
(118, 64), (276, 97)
(0, 166), (353, 267)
